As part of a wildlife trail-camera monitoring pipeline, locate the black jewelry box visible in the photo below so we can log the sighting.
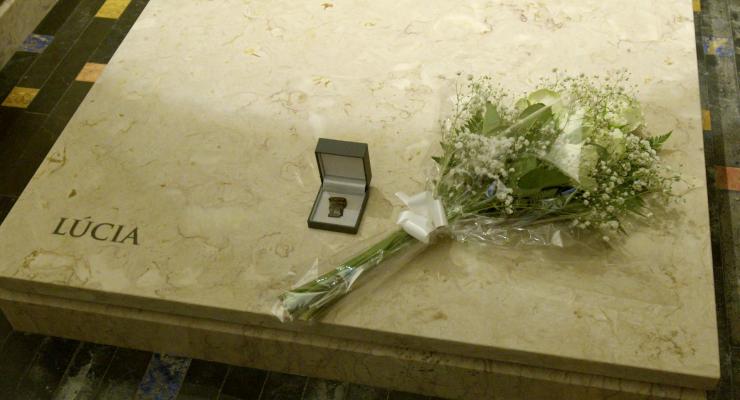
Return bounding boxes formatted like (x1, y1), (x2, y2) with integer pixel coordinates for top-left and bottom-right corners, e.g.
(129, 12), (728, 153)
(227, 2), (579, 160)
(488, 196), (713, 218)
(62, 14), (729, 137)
(308, 138), (372, 234)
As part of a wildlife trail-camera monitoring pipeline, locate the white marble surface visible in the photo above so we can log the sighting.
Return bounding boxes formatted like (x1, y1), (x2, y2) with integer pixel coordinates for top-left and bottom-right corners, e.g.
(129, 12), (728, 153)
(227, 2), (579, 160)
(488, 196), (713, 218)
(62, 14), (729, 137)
(0, 289), (707, 400)
(0, 0), (57, 68)
(0, 0), (718, 390)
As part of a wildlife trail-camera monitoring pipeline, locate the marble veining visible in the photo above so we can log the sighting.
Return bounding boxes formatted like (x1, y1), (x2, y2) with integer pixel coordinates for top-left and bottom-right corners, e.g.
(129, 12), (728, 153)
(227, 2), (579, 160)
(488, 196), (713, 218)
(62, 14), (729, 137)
(0, 0), (718, 390)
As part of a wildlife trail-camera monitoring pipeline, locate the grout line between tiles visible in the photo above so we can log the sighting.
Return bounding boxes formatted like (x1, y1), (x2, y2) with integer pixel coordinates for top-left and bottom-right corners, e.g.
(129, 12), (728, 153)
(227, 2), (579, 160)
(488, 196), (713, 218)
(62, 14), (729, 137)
(20, 0), (88, 89)
(299, 375), (309, 400)
(0, 330), (12, 354)
(25, 14), (98, 106)
(90, 346), (118, 398)
(22, 111), (49, 117)
(256, 371), (269, 400)
(13, 336), (48, 394)
(49, 341), (83, 399)
(215, 365), (232, 399)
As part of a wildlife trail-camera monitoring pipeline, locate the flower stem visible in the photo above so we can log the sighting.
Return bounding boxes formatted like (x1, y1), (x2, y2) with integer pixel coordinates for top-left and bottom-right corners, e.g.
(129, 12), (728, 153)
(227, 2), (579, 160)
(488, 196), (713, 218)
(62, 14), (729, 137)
(277, 229), (417, 321)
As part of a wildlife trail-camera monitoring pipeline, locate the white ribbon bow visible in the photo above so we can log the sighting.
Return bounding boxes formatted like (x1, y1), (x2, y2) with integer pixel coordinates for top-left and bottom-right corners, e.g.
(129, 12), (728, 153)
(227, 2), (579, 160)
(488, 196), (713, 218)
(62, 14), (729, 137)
(396, 191), (448, 243)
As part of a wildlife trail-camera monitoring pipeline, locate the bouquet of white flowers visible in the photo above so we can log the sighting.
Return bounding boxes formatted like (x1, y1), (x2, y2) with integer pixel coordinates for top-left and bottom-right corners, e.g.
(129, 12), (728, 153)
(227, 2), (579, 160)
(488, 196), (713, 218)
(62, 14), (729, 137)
(274, 71), (679, 322)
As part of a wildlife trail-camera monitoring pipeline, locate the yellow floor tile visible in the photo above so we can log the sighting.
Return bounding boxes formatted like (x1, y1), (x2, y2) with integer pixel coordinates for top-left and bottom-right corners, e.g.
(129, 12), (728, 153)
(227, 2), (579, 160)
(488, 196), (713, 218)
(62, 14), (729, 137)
(716, 166), (740, 191)
(1, 87), (40, 108)
(76, 63), (107, 83)
(702, 109), (711, 131)
(96, 0), (132, 19)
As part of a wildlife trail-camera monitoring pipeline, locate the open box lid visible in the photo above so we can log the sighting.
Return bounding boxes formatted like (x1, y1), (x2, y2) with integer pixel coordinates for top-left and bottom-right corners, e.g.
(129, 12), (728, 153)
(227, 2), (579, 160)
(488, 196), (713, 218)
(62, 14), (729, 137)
(315, 138), (372, 188)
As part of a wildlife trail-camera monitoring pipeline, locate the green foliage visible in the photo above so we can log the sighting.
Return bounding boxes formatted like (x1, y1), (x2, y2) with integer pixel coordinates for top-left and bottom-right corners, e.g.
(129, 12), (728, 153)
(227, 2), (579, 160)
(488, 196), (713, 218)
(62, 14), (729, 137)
(509, 156), (538, 178)
(437, 72), (678, 238)
(623, 196), (649, 217)
(515, 165), (571, 196)
(465, 108), (484, 134)
(482, 102), (503, 135)
(527, 88), (560, 106)
(647, 131), (672, 150)
(513, 103), (553, 134)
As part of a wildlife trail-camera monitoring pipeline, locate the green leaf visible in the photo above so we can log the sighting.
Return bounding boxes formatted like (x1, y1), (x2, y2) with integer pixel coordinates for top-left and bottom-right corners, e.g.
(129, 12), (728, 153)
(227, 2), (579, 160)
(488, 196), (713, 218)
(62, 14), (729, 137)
(514, 103), (553, 134)
(624, 196), (649, 217)
(624, 195), (646, 210)
(576, 145), (599, 191)
(432, 156), (443, 165)
(616, 98), (644, 132)
(538, 188), (560, 198)
(509, 156), (538, 178)
(527, 88), (560, 106)
(465, 108), (484, 134)
(589, 143), (609, 160)
(515, 166), (571, 196)
(519, 103), (546, 119)
(514, 97), (530, 112)
(482, 102), (502, 135)
(647, 131), (672, 150)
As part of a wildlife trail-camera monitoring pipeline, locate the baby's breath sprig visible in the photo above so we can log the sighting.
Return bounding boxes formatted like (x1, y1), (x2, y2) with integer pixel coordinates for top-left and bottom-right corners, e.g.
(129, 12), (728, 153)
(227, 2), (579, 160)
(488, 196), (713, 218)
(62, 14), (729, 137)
(435, 71), (679, 242)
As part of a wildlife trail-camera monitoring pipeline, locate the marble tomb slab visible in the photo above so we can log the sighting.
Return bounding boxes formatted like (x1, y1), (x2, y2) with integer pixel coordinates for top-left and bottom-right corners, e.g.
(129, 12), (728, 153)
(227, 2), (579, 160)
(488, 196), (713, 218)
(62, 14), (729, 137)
(0, 289), (708, 400)
(0, 0), (718, 396)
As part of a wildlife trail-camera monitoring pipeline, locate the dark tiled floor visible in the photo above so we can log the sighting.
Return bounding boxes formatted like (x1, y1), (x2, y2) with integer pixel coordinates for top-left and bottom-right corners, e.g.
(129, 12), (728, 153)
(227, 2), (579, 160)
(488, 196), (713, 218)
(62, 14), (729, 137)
(177, 360), (229, 399)
(53, 342), (118, 399)
(699, 1), (740, 399)
(15, 337), (81, 399)
(0, 0), (738, 399)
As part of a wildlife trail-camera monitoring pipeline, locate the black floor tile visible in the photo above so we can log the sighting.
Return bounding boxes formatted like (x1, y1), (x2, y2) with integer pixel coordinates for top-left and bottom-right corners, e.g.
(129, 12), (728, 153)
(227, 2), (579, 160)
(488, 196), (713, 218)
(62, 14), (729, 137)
(0, 123), (58, 196)
(1, 81), (93, 197)
(0, 52), (37, 102)
(176, 359), (228, 400)
(90, 0), (150, 64)
(43, 80), (93, 136)
(35, 0), (85, 36)
(218, 366), (267, 400)
(0, 332), (45, 396)
(303, 378), (350, 400)
(731, 348), (740, 400)
(15, 337), (80, 400)
(19, 0), (107, 90)
(0, 310), (12, 351)
(0, 111), (47, 166)
(258, 372), (307, 400)
(724, 192), (740, 346)
(388, 391), (429, 400)
(0, 195), (16, 225)
(91, 348), (151, 399)
(52, 342), (117, 399)
(0, 112), (48, 196)
(28, 18), (114, 114)
(346, 384), (389, 400)
(0, 106), (25, 139)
